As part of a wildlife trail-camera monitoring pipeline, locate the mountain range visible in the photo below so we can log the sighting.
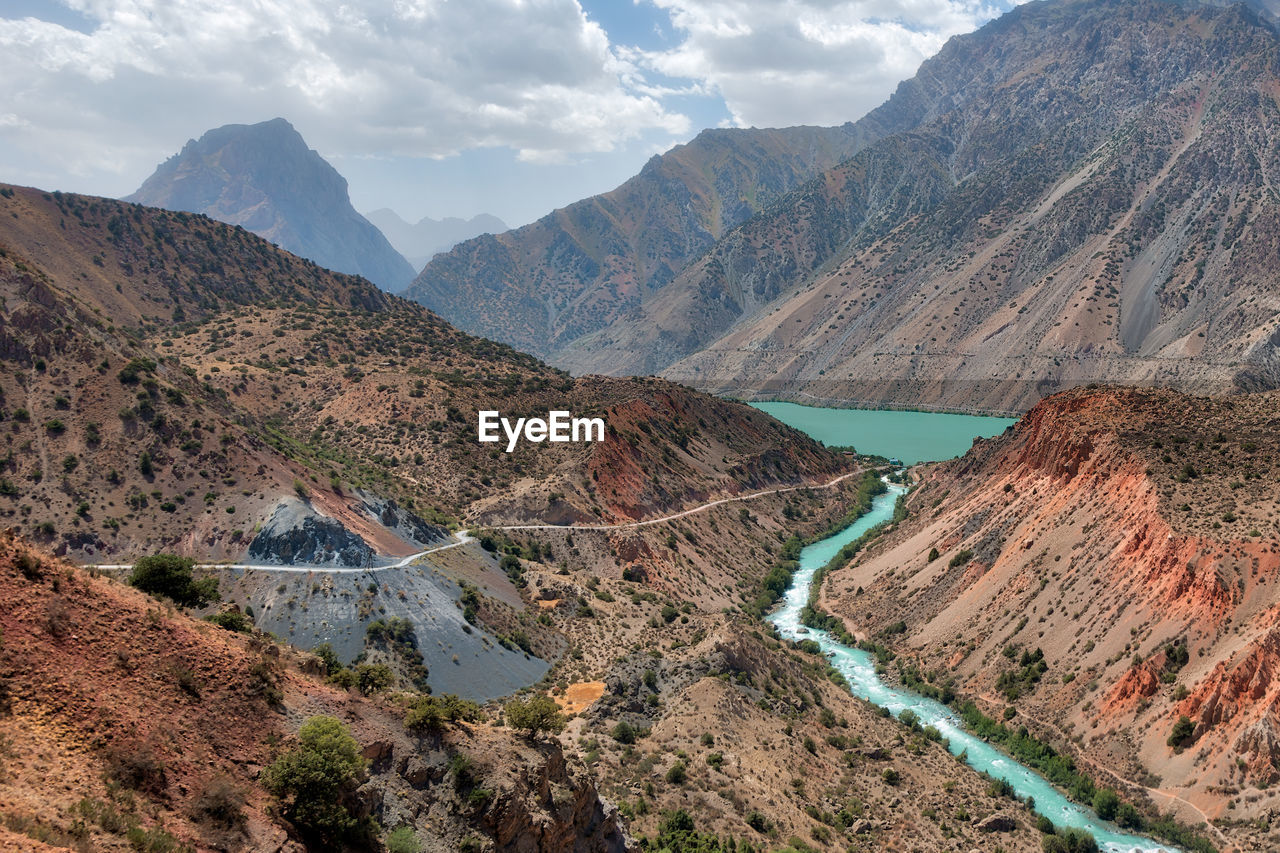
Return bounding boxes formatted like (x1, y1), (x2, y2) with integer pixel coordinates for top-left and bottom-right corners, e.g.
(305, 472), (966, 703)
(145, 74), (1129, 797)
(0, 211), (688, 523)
(126, 118), (417, 292)
(412, 0), (1280, 414)
(401, 123), (881, 359)
(6, 0), (1280, 850)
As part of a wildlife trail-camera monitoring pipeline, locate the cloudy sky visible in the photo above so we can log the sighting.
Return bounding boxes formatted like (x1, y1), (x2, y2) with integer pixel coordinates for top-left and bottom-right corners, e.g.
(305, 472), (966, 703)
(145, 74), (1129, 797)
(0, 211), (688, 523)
(0, 0), (1016, 228)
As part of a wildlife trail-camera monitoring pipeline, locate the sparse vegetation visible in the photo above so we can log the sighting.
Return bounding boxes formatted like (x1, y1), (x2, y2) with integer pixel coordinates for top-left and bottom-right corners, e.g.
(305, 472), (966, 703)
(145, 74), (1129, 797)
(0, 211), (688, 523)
(503, 694), (565, 739)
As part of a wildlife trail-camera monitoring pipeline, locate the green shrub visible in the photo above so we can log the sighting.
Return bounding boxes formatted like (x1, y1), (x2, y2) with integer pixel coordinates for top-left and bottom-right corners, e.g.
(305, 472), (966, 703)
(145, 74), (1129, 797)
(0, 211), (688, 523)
(205, 611), (252, 633)
(404, 694), (481, 734)
(1167, 715), (1195, 749)
(504, 694), (565, 739)
(262, 716), (368, 846)
(312, 642), (342, 675)
(1041, 828), (1099, 853)
(129, 554), (219, 608)
(1092, 788), (1120, 821)
(385, 826), (422, 853)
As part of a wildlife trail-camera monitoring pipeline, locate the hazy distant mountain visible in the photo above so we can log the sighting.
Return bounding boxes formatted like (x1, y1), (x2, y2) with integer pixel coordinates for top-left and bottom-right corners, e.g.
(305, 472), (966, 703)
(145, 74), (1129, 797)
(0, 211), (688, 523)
(126, 118), (415, 291)
(365, 208), (507, 270)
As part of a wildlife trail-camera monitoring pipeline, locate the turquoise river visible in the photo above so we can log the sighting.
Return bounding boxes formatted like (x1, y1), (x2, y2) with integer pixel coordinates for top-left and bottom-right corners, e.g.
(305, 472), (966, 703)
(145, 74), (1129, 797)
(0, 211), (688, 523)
(763, 407), (1176, 852)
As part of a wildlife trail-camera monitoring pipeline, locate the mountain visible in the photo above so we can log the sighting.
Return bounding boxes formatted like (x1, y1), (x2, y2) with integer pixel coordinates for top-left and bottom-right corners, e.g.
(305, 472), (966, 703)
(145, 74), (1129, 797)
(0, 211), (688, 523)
(126, 118), (416, 291)
(820, 385), (1280, 850)
(403, 123), (898, 359)
(365, 208), (507, 271)
(545, 0), (1280, 414)
(0, 185), (1069, 853)
(0, 183), (846, 565)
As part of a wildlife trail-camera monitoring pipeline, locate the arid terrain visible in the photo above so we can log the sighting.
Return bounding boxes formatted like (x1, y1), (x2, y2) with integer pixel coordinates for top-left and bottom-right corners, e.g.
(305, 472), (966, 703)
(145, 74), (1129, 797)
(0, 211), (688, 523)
(0, 181), (1072, 852)
(822, 385), (1280, 851)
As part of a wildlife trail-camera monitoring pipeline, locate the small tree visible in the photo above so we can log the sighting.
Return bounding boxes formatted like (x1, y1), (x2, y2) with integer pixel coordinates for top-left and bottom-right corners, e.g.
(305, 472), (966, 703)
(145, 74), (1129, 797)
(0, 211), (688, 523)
(504, 694), (565, 739)
(1091, 788), (1120, 821)
(1167, 715), (1196, 750)
(262, 716), (368, 845)
(129, 554), (219, 608)
(353, 663), (393, 696)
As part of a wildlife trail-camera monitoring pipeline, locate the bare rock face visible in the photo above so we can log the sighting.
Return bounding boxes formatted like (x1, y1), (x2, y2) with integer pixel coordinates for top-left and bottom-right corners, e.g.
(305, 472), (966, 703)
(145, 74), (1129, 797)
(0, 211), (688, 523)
(973, 814), (1018, 833)
(828, 384), (1280, 818)
(479, 743), (631, 853)
(247, 499), (374, 566)
(534, 0), (1280, 412)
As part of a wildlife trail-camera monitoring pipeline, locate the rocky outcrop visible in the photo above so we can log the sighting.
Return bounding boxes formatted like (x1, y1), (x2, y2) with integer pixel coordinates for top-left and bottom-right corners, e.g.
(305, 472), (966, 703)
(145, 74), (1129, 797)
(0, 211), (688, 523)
(480, 743), (631, 853)
(247, 499), (374, 566)
(973, 814), (1018, 833)
(357, 493), (449, 547)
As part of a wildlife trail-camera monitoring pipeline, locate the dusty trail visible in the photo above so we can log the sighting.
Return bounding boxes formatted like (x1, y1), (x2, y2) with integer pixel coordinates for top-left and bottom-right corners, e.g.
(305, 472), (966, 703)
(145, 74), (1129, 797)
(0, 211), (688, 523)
(88, 468), (865, 573)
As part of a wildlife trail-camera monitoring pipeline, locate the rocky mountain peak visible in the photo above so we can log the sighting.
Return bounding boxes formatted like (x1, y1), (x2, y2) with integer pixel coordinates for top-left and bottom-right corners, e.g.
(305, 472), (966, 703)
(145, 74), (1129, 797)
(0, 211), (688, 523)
(127, 117), (415, 291)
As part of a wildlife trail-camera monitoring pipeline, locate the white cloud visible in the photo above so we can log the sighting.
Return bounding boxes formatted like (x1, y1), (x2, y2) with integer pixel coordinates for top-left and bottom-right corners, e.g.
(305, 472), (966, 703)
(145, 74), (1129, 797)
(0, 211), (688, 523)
(0, 0), (690, 192)
(0, 0), (1017, 219)
(635, 0), (1012, 128)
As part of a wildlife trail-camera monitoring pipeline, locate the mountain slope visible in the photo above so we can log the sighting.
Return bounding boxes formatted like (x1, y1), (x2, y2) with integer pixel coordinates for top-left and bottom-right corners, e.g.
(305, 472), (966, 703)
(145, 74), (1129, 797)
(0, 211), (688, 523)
(0, 536), (630, 852)
(559, 0), (1280, 413)
(820, 385), (1280, 849)
(403, 124), (892, 359)
(0, 183), (847, 565)
(365, 208), (507, 270)
(126, 118), (416, 291)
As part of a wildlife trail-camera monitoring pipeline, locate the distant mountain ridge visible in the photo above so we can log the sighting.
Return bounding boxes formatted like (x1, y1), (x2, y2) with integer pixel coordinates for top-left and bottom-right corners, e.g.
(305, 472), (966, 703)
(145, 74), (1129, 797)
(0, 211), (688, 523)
(365, 208), (506, 272)
(554, 0), (1280, 412)
(126, 118), (415, 291)
(403, 122), (898, 358)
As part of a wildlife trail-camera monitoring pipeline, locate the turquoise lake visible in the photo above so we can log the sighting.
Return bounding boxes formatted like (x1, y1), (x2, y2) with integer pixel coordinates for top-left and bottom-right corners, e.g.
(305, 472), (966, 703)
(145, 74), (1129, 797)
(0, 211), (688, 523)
(751, 402), (1017, 464)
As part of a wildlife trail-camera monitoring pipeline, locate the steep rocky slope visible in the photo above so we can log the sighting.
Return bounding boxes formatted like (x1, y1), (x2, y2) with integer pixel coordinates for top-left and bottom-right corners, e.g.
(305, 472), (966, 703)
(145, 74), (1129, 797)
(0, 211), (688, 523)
(0, 535), (630, 853)
(404, 124), (884, 359)
(0, 183), (847, 564)
(820, 385), (1280, 849)
(556, 0), (1280, 413)
(127, 119), (415, 291)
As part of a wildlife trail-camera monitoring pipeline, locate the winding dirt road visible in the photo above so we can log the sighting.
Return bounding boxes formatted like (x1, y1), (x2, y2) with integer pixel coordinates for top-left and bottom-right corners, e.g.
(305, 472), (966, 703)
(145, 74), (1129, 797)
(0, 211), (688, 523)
(90, 468), (866, 574)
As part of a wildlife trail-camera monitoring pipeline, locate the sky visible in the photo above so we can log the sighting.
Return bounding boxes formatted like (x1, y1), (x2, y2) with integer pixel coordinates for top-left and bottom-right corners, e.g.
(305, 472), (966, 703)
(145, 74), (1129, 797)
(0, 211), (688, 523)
(0, 0), (1017, 228)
